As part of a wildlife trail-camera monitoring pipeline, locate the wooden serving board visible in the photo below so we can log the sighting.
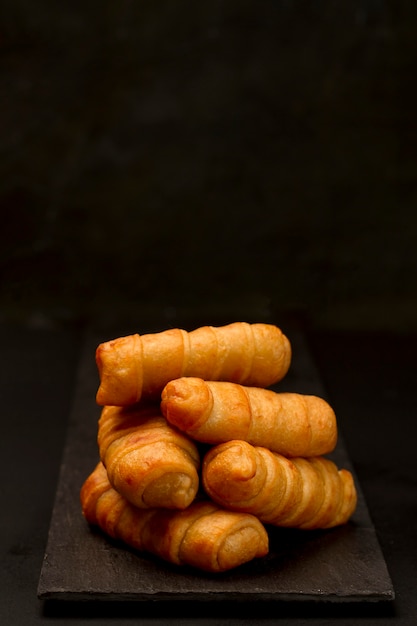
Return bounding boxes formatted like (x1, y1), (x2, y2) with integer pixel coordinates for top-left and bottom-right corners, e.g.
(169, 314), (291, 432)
(37, 327), (394, 603)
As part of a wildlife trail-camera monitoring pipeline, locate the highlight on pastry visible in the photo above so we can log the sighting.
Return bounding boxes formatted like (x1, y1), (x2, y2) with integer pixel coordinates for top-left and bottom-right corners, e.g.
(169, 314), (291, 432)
(202, 440), (357, 529)
(80, 462), (270, 573)
(98, 404), (200, 510)
(161, 378), (337, 457)
(95, 322), (291, 406)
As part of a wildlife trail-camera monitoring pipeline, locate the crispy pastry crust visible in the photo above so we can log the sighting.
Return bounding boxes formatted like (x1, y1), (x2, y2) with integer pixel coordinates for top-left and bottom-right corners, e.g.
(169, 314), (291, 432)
(98, 404), (200, 510)
(161, 379), (337, 457)
(80, 462), (269, 573)
(202, 440), (357, 529)
(95, 322), (291, 406)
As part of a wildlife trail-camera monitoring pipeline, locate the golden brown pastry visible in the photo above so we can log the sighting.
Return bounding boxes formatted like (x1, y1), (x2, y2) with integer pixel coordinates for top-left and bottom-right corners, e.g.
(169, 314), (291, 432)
(98, 404), (200, 510)
(95, 322), (291, 406)
(161, 378), (337, 457)
(80, 462), (269, 573)
(202, 440), (357, 529)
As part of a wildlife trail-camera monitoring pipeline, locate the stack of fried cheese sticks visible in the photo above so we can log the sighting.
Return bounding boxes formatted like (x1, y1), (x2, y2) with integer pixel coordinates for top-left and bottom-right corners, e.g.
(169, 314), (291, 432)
(80, 322), (357, 573)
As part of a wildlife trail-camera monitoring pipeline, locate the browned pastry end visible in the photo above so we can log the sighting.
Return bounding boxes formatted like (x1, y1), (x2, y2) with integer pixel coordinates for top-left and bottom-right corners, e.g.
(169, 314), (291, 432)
(80, 462), (269, 573)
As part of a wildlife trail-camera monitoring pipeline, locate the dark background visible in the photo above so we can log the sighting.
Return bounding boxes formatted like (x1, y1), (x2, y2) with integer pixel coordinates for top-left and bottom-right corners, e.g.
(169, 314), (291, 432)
(1, 2), (417, 625)
(1, 0), (416, 333)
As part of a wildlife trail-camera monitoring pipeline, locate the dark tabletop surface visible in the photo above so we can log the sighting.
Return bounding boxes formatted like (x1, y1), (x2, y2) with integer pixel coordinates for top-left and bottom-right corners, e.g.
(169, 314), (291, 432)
(1, 318), (416, 625)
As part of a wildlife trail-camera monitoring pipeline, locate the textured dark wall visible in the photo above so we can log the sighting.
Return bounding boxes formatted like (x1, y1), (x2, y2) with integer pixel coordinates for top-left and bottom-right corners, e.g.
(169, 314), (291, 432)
(2, 1), (416, 331)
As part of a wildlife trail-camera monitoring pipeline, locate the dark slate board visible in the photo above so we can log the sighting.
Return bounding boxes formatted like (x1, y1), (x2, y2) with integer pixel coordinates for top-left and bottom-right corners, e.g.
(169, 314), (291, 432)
(37, 327), (394, 603)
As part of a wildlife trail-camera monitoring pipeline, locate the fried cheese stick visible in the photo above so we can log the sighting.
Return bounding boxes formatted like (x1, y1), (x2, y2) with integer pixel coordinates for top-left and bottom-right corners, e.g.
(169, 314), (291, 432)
(96, 322), (291, 406)
(202, 440), (357, 529)
(161, 378), (337, 457)
(98, 404), (200, 510)
(80, 462), (269, 573)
